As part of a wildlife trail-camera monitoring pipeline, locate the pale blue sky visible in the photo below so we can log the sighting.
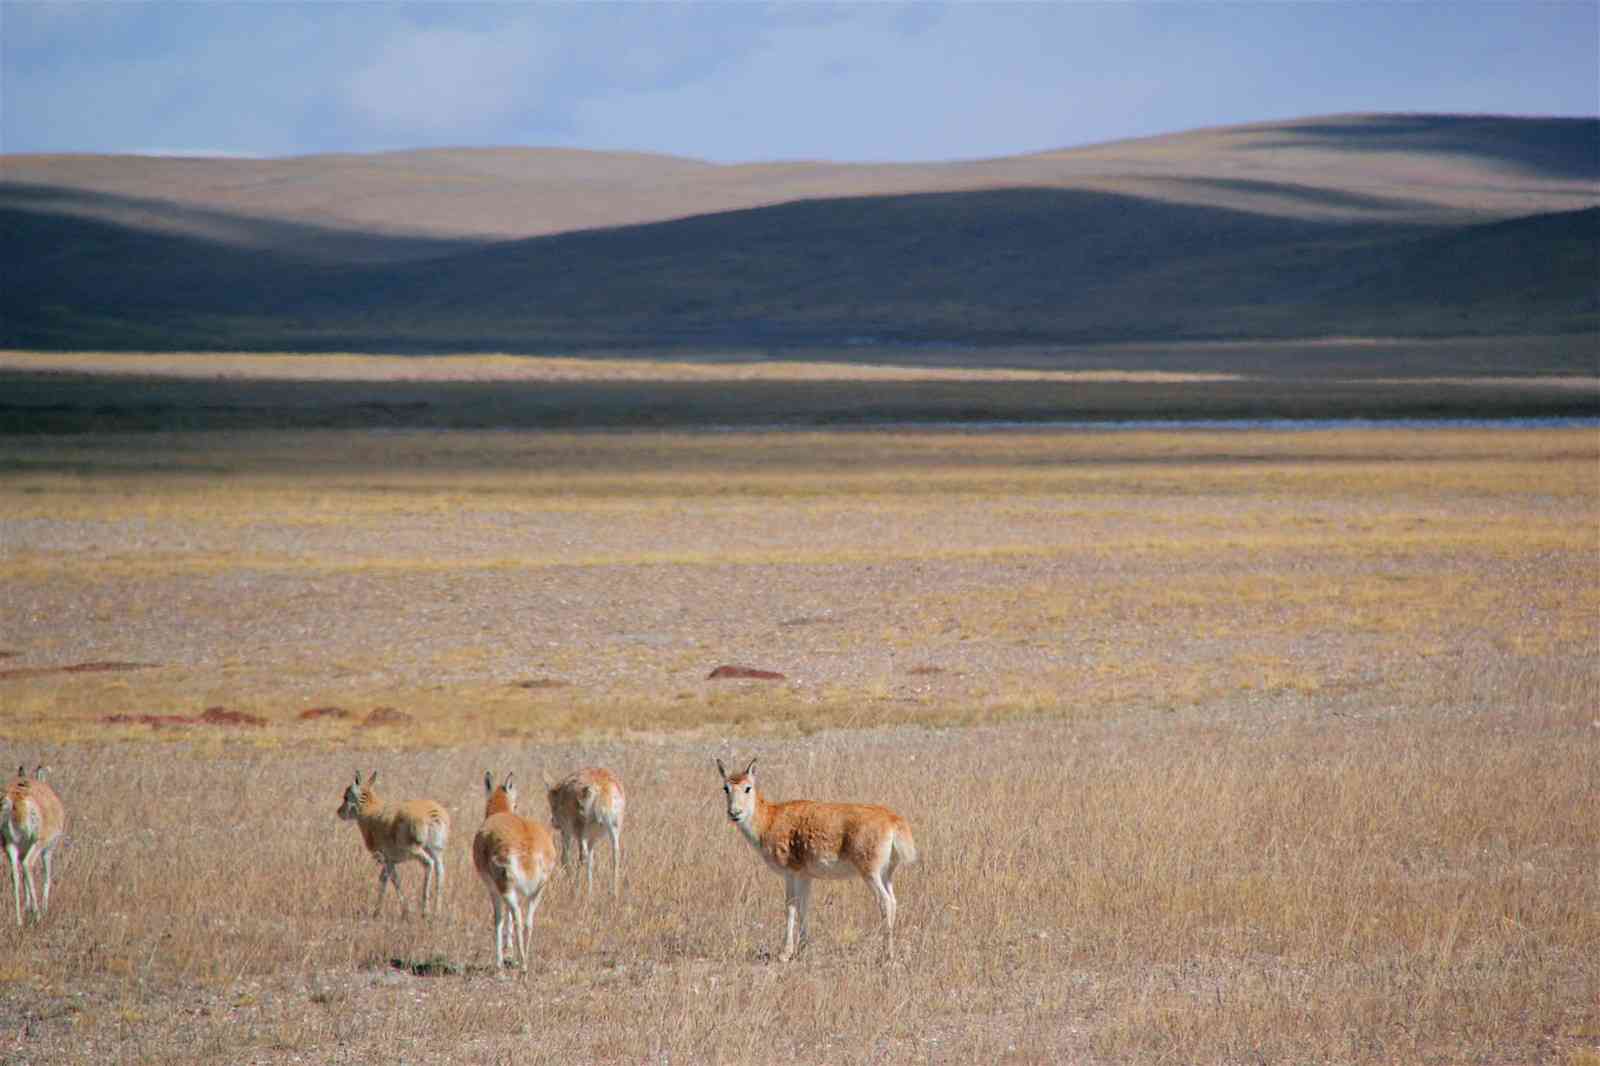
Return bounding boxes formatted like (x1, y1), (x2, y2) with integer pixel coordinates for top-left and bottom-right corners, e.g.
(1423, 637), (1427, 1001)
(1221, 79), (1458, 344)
(3, 1), (1596, 162)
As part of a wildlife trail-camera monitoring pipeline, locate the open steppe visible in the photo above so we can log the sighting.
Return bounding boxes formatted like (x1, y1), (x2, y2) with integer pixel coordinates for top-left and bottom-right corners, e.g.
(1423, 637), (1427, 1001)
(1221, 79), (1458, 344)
(0, 353), (1596, 1063)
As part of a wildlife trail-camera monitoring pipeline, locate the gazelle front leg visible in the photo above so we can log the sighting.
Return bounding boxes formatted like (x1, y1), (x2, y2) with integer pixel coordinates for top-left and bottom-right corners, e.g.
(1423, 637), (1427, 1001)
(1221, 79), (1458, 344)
(779, 874), (812, 962)
(374, 862), (400, 917)
(6, 847), (22, 925)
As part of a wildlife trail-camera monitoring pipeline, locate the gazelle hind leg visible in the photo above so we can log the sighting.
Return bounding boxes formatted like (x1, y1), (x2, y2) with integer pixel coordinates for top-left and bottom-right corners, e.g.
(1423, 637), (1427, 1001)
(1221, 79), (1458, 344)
(491, 895), (507, 968)
(868, 870), (896, 959)
(39, 847), (53, 915)
(519, 881), (547, 972)
(421, 850), (444, 916)
(20, 857), (39, 922)
(609, 824), (622, 897)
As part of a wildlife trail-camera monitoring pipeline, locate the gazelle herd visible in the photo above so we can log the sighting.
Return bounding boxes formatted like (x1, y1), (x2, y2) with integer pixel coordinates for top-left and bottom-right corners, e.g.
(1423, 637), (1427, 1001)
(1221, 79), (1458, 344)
(4, 755), (915, 972)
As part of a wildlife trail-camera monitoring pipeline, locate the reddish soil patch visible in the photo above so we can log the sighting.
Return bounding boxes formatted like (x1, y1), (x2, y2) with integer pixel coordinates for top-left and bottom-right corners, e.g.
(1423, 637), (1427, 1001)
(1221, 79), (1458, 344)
(361, 706), (413, 728)
(103, 706), (265, 729)
(198, 706), (266, 728)
(707, 664), (787, 681)
(906, 666), (946, 676)
(298, 706), (351, 721)
(513, 678), (569, 690)
(103, 713), (194, 729)
(2, 660), (155, 681)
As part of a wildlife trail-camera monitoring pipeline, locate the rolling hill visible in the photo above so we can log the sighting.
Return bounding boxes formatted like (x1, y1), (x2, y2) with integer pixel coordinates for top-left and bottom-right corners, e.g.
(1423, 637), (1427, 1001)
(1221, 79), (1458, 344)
(2, 113), (1596, 355)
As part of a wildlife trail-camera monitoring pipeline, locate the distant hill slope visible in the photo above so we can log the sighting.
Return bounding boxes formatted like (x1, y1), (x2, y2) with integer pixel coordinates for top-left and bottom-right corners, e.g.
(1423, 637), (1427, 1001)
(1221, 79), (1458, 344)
(2, 113), (1596, 354)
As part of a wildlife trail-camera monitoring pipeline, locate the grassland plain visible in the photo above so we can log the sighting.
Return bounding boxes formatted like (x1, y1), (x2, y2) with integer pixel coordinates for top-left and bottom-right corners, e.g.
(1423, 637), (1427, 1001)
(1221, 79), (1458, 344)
(0, 399), (1596, 1063)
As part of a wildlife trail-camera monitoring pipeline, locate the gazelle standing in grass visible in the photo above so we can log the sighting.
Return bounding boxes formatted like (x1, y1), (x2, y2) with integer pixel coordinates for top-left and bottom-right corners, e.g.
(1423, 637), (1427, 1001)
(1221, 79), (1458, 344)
(2, 765), (65, 926)
(474, 771), (559, 970)
(335, 771), (449, 918)
(717, 756), (917, 962)
(546, 767), (625, 898)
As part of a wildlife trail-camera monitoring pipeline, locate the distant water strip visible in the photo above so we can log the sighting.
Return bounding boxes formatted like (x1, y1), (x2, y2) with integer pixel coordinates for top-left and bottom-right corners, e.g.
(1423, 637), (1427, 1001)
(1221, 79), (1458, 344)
(704, 416), (1600, 434)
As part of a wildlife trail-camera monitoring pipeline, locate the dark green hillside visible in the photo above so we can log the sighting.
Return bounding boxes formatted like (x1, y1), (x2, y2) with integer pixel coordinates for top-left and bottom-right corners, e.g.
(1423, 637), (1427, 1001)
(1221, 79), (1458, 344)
(346, 188), (1407, 347)
(2, 113), (1595, 357)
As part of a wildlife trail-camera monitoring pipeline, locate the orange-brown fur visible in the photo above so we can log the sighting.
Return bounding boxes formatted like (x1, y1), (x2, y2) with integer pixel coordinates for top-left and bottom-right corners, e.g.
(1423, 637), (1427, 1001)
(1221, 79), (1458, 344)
(547, 767), (625, 897)
(335, 771), (449, 918)
(474, 771), (559, 970)
(718, 756), (916, 961)
(2, 765), (66, 926)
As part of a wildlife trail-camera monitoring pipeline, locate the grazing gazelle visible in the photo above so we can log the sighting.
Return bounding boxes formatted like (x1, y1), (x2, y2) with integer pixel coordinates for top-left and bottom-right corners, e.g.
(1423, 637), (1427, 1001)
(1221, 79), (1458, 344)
(473, 772), (559, 970)
(335, 771), (449, 918)
(546, 767), (625, 897)
(2, 765), (65, 926)
(717, 756), (917, 962)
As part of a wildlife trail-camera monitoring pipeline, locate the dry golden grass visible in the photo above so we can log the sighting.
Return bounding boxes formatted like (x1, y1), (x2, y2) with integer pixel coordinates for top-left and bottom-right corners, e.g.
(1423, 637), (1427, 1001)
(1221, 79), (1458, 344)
(0, 423), (1596, 1063)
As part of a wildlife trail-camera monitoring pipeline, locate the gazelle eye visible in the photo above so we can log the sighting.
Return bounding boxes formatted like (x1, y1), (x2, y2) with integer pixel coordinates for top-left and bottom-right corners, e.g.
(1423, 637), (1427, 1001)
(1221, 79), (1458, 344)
(744, 785), (752, 794)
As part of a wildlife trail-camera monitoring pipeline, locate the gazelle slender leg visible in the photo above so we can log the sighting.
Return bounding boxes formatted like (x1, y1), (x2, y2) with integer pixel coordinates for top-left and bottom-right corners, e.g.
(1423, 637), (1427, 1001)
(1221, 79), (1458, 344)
(20, 855), (40, 922)
(583, 835), (597, 896)
(491, 894), (507, 968)
(793, 877), (813, 957)
(509, 893), (527, 969)
(39, 846), (54, 915)
(780, 874), (805, 962)
(868, 870), (896, 959)
(608, 825), (622, 897)
(419, 851), (441, 916)
(6, 847), (22, 926)
(520, 881), (547, 975)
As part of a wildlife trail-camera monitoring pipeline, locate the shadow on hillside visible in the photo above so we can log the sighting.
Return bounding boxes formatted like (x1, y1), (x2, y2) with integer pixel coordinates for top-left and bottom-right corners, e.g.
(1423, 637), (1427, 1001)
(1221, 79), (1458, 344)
(0, 182), (483, 265)
(3, 179), (1595, 353)
(1250, 115), (1600, 182)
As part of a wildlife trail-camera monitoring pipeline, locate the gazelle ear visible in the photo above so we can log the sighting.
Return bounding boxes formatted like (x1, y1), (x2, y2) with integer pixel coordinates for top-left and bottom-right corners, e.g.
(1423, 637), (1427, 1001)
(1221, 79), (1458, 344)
(15, 765), (24, 780)
(743, 757), (758, 778)
(504, 772), (515, 790)
(715, 758), (728, 780)
(353, 770), (362, 785)
(484, 771), (494, 795)
(368, 770), (378, 787)
(32, 765), (47, 781)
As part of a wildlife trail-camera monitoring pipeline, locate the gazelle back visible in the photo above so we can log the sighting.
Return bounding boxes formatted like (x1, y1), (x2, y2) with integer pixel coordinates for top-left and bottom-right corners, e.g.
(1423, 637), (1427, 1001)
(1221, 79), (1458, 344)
(547, 767), (625, 897)
(718, 756), (916, 962)
(2, 764), (66, 926)
(473, 771), (559, 970)
(335, 770), (449, 918)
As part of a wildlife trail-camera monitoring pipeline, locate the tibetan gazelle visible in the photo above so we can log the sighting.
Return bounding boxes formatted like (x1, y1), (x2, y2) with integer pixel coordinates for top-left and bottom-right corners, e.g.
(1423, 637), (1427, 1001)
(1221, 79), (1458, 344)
(546, 767), (625, 897)
(473, 772), (559, 970)
(2, 765), (65, 926)
(717, 756), (917, 962)
(335, 771), (450, 918)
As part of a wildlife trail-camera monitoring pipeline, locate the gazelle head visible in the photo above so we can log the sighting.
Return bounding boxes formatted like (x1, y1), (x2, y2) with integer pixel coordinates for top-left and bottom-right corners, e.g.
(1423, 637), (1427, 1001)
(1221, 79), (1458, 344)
(337, 770), (376, 820)
(484, 771), (519, 817)
(716, 757), (758, 825)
